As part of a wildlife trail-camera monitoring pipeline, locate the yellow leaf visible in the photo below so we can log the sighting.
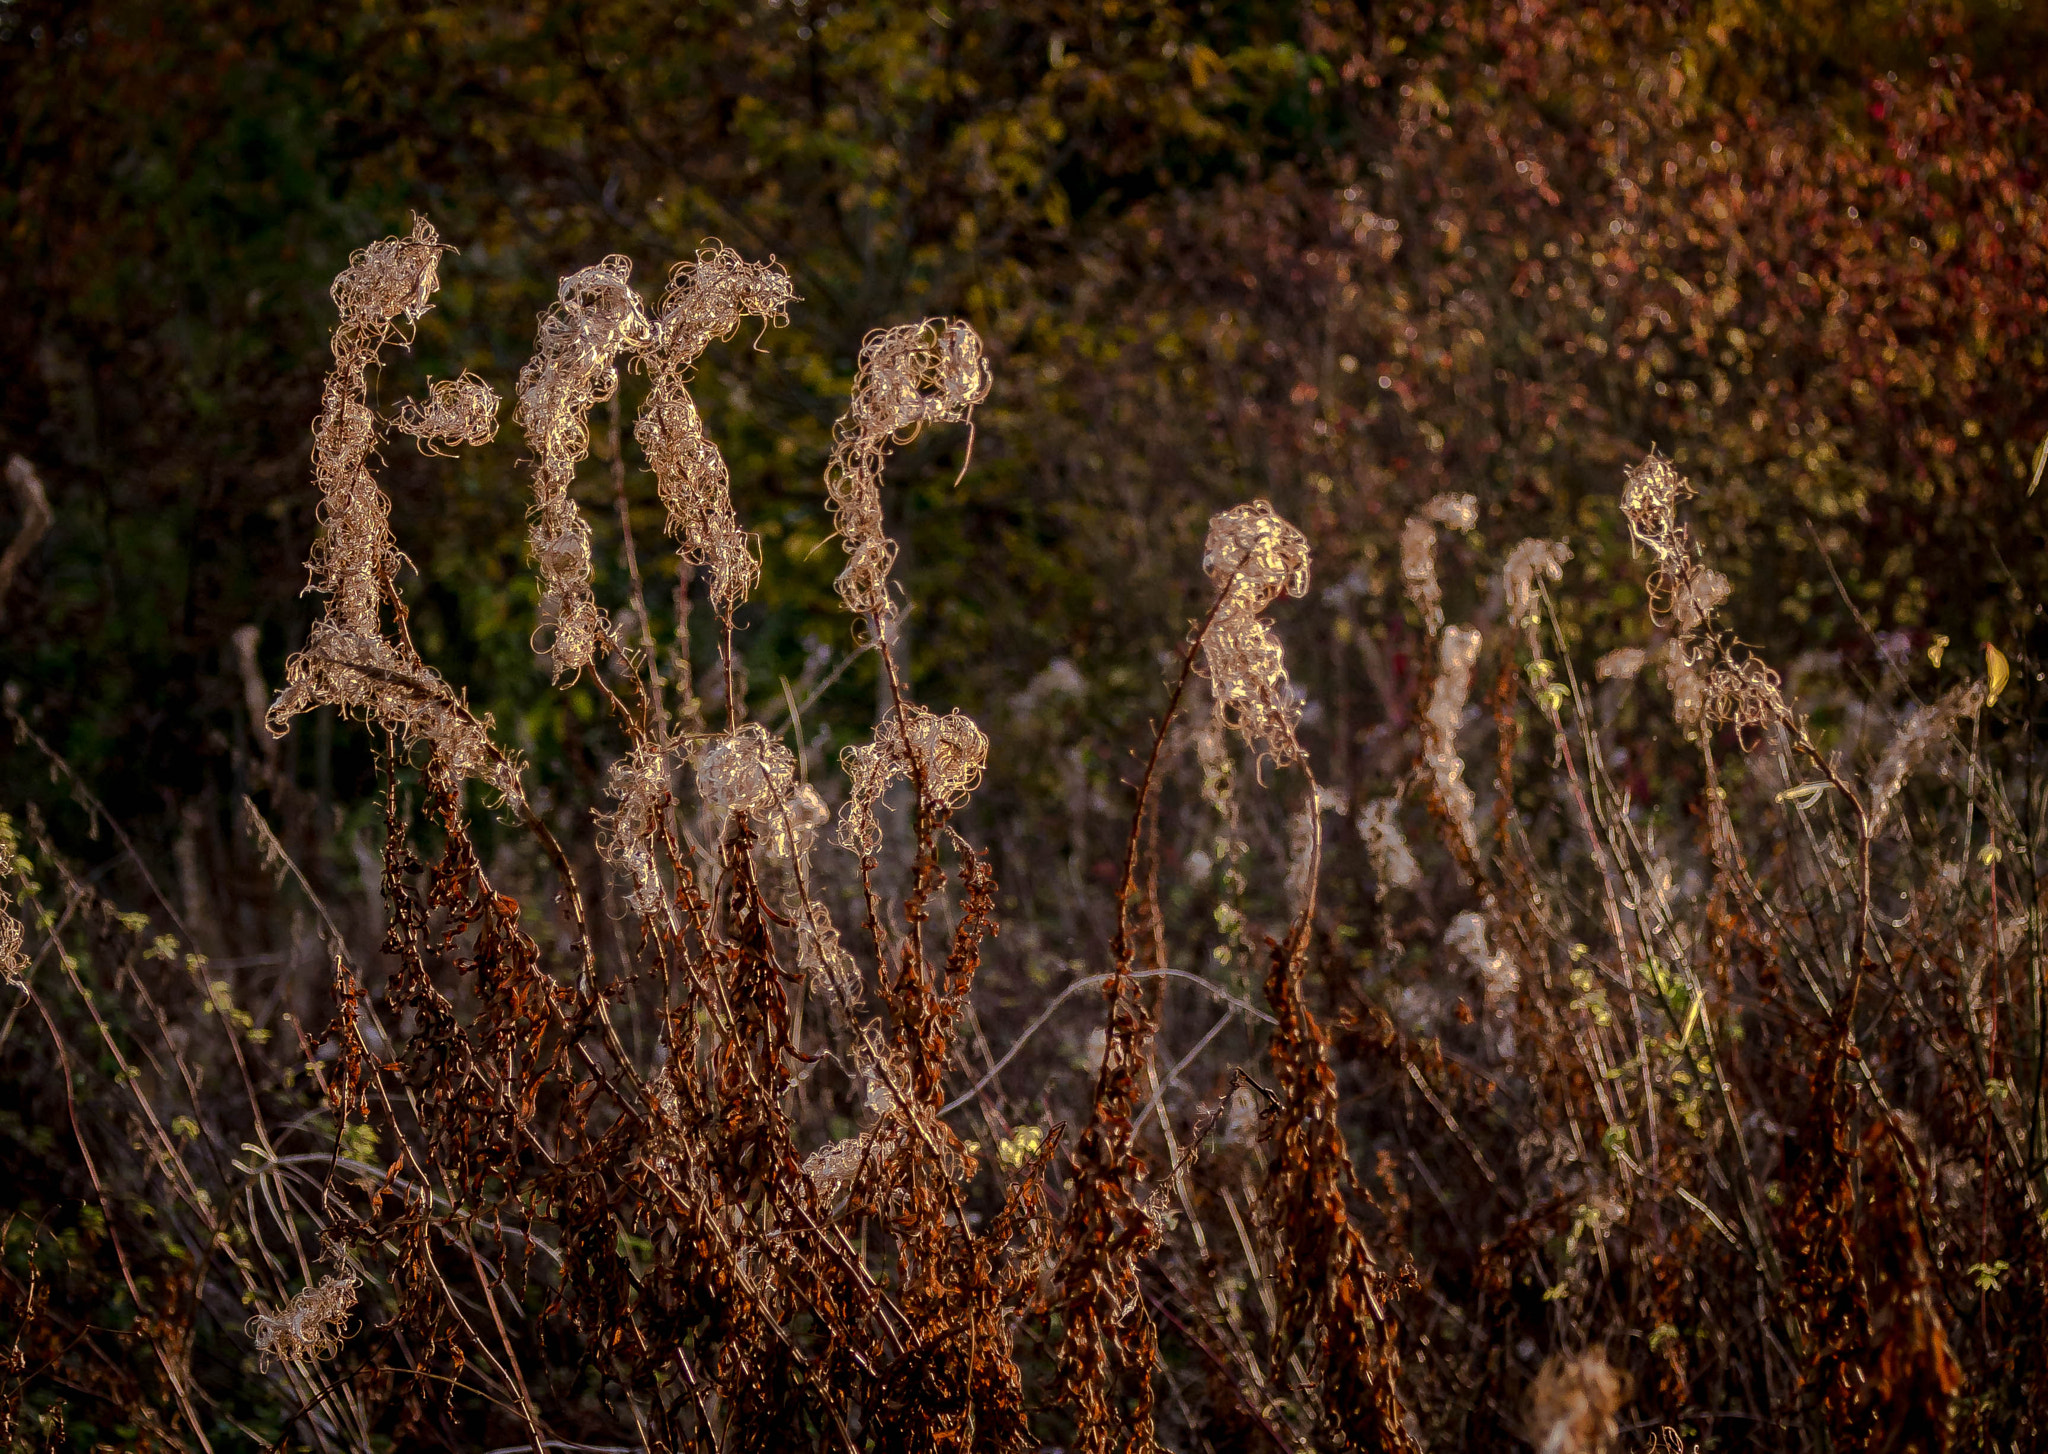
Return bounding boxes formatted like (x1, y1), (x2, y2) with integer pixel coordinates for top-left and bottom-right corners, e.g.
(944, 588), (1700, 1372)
(1927, 633), (1948, 668)
(1986, 643), (2010, 707)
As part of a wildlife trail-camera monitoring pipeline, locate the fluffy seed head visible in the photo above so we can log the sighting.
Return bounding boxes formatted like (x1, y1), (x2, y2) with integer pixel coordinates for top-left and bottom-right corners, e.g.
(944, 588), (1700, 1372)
(1399, 515), (1444, 635)
(835, 704), (989, 857)
(797, 901), (864, 1023)
(636, 245), (795, 614)
(1595, 647), (1647, 682)
(392, 372), (501, 457)
(516, 255), (654, 679)
(1503, 538), (1572, 628)
(1423, 626), (1483, 857)
(1623, 451), (1784, 741)
(1523, 1350), (1631, 1454)
(1202, 499), (1312, 606)
(268, 218), (524, 803)
(248, 1273), (359, 1368)
(1423, 491), (1478, 531)
(0, 889), (23, 986)
(596, 744), (672, 916)
(824, 320), (991, 627)
(1199, 501), (1311, 767)
(1445, 910), (1516, 1004)
(1868, 681), (1986, 829)
(1358, 796), (1419, 891)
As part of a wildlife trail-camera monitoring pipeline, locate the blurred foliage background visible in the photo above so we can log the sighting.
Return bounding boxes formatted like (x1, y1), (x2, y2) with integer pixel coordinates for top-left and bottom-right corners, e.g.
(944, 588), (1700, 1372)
(6, 0), (2048, 851)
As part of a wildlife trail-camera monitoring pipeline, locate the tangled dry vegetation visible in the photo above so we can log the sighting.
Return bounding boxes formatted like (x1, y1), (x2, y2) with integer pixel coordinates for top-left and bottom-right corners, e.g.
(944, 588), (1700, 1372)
(3, 220), (2044, 1454)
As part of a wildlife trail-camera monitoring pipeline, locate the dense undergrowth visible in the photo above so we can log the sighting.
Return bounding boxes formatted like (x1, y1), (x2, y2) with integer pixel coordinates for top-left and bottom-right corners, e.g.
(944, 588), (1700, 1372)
(2, 213), (2044, 1454)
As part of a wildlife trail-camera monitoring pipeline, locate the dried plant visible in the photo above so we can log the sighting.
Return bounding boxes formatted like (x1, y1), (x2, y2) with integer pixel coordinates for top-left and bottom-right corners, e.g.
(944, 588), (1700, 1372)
(14, 213), (2048, 1454)
(594, 742), (673, 916)
(1358, 794), (1420, 892)
(1421, 624), (1483, 859)
(635, 245), (795, 616)
(515, 254), (654, 679)
(391, 372), (500, 456)
(835, 704), (989, 859)
(0, 823), (23, 986)
(266, 215), (522, 802)
(1622, 450), (1784, 739)
(1503, 537), (1571, 629)
(824, 319), (990, 629)
(1867, 680), (1984, 830)
(1198, 499), (1312, 767)
(247, 1274), (360, 1370)
(1594, 645), (1647, 681)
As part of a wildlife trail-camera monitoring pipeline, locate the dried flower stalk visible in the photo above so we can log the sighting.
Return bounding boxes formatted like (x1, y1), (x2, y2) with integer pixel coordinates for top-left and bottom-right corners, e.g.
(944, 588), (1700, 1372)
(0, 888), (23, 987)
(1399, 492), (1475, 636)
(267, 216), (521, 801)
